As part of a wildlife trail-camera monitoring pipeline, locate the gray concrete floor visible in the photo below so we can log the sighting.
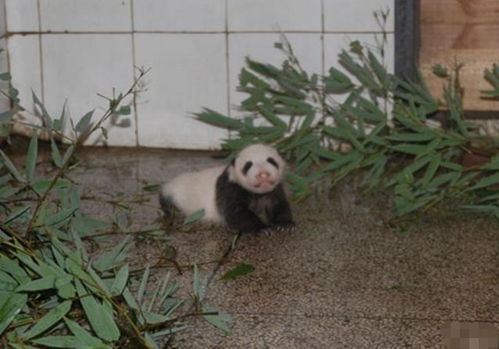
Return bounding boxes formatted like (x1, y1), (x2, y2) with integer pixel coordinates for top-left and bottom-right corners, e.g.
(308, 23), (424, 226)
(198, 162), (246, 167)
(60, 147), (499, 348)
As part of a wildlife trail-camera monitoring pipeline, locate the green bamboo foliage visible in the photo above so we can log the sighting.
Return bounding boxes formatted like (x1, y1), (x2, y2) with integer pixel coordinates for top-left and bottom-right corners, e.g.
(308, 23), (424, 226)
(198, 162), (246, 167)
(0, 67), (231, 347)
(198, 35), (499, 219)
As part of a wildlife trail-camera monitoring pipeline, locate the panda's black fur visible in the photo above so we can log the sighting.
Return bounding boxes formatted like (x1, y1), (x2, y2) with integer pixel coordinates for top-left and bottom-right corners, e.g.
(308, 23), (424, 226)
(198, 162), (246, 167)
(215, 166), (294, 234)
(160, 143), (295, 234)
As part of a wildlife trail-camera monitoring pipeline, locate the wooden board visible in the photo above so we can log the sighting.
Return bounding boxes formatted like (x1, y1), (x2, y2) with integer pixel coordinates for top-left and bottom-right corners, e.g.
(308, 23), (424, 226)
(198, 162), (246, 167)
(419, 0), (499, 112)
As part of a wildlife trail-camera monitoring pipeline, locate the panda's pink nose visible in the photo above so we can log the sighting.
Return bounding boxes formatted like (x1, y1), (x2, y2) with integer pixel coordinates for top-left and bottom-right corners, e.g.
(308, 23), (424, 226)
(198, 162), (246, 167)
(256, 171), (270, 180)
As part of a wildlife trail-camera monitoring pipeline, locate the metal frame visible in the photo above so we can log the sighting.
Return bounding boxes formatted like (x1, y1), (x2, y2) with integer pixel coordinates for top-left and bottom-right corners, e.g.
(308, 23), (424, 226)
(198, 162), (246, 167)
(394, 0), (419, 81)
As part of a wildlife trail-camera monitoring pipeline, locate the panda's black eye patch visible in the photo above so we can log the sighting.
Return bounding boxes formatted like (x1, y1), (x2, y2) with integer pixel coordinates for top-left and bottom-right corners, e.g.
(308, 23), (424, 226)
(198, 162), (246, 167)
(267, 157), (279, 169)
(242, 161), (253, 175)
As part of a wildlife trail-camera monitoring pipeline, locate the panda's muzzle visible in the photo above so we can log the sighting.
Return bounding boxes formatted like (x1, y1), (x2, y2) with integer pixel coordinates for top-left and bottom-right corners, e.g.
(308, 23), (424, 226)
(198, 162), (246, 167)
(254, 171), (275, 188)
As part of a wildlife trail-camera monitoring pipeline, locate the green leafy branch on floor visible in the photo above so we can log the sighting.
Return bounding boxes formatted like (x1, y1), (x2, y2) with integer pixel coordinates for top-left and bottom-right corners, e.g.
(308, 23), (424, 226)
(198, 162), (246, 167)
(0, 66), (231, 348)
(197, 23), (499, 218)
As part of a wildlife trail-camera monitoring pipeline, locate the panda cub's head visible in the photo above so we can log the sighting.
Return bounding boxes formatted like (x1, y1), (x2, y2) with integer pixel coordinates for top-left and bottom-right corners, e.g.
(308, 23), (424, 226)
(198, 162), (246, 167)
(228, 144), (285, 194)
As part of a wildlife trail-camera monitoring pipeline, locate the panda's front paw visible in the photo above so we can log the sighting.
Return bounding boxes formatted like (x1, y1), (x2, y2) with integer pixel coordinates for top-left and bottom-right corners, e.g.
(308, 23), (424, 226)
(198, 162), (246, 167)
(273, 222), (295, 233)
(258, 222), (295, 236)
(260, 222), (295, 235)
(260, 227), (274, 236)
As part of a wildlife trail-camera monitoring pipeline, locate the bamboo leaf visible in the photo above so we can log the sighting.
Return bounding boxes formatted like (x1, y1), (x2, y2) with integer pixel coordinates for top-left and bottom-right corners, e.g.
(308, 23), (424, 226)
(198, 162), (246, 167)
(16, 276), (55, 292)
(427, 172), (461, 189)
(0, 72), (11, 81)
(183, 209), (205, 225)
(482, 156), (499, 170)
(93, 236), (131, 272)
(50, 139), (63, 168)
(0, 149), (25, 183)
(117, 105), (131, 115)
(421, 154), (442, 186)
(4, 206), (30, 225)
(0, 256), (29, 283)
(0, 185), (20, 199)
(339, 50), (380, 90)
(196, 108), (244, 130)
(55, 276), (75, 299)
(75, 280), (120, 341)
(432, 64), (449, 78)
(322, 126), (364, 151)
(239, 68), (271, 89)
(478, 192), (499, 203)
(32, 91), (52, 128)
(23, 300), (72, 339)
(64, 318), (108, 347)
(368, 50), (390, 87)
(387, 132), (437, 142)
(390, 143), (429, 155)
(110, 264), (129, 296)
(32, 179), (70, 196)
(468, 172), (499, 191)
(193, 264), (205, 301)
(246, 58), (281, 79)
(25, 134), (38, 183)
(203, 305), (232, 333)
(0, 292), (28, 335)
(138, 265), (150, 305)
(324, 66), (354, 93)
(460, 204), (499, 214)
(321, 151), (362, 172)
(75, 110), (94, 134)
(0, 173), (12, 186)
(256, 104), (287, 129)
(72, 215), (109, 237)
(221, 263), (255, 280)
(395, 194), (437, 216)
(15, 252), (42, 277)
(31, 336), (85, 348)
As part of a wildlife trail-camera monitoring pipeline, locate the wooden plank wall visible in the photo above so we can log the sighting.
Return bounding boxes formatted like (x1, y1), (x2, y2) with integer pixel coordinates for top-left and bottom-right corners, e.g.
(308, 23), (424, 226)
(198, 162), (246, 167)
(420, 0), (499, 112)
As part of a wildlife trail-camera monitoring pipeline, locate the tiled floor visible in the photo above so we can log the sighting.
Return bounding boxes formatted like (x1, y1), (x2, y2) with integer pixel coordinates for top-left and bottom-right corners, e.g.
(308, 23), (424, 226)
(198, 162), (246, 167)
(65, 146), (499, 348)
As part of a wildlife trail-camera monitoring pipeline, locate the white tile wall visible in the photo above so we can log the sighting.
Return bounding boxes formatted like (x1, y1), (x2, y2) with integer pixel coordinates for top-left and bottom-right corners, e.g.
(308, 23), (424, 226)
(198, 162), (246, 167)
(229, 33), (323, 111)
(5, 0), (39, 32)
(42, 34), (135, 146)
(133, 0), (225, 32)
(0, 39), (9, 115)
(0, 39), (7, 74)
(5, 0), (396, 149)
(134, 34), (228, 149)
(7, 35), (42, 123)
(0, 0), (6, 36)
(40, 0), (132, 32)
(228, 0), (322, 32)
(324, 0), (394, 32)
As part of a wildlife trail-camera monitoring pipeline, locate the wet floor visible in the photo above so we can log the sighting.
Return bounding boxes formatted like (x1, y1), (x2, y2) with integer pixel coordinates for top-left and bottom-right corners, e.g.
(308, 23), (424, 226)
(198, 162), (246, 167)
(21, 143), (499, 348)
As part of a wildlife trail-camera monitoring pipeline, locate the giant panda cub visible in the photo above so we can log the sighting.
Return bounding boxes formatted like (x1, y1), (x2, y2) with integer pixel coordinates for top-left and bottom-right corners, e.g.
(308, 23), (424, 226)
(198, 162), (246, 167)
(160, 143), (295, 234)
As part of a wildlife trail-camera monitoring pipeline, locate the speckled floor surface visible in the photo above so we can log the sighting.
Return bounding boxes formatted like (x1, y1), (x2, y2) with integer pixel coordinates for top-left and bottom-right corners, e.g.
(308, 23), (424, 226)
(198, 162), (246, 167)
(52, 146), (499, 348)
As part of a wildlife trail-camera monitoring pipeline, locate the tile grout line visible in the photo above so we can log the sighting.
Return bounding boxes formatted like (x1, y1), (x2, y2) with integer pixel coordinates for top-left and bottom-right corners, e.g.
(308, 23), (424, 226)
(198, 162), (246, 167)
(320, 0), (326, 123)
(130, 0), (139, 147)
(36, 0), (44, 103)
(230, 311), (499, 324)
(321, 0), (325, 77)
(4, 30), (395, 36)
(224, 0), (231, 140)
(3, 0), (11, 78)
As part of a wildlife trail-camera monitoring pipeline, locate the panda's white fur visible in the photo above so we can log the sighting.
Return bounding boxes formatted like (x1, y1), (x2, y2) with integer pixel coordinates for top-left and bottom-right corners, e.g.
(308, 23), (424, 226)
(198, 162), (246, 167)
(160, 144), (285, 225)
(161, 166), (225, 223)
(228, 143), (285, 194)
